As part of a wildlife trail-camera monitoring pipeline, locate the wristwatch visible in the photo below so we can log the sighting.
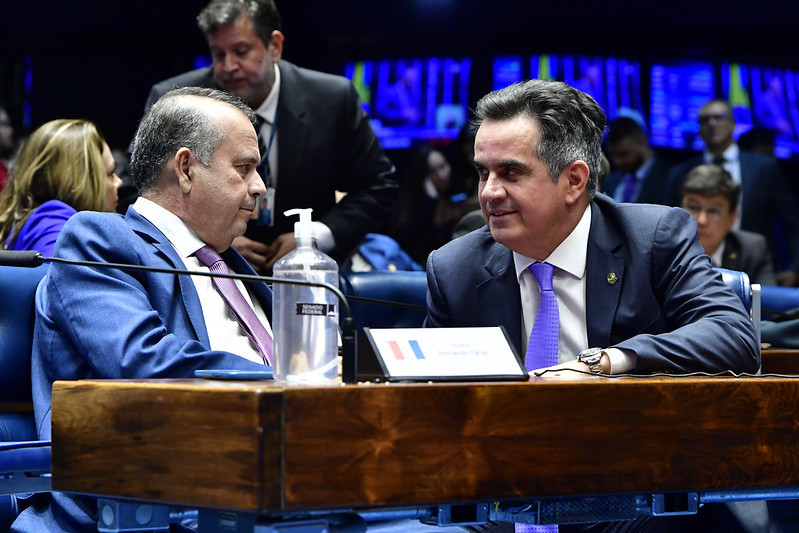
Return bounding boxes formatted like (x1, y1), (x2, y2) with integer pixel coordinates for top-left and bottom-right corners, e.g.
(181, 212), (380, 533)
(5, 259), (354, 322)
(577, 347), (605, 374)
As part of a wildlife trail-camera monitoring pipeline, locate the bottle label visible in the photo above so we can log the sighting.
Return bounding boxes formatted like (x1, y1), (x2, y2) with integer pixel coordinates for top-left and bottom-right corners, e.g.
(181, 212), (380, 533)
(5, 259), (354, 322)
(295, 303), (336, 316)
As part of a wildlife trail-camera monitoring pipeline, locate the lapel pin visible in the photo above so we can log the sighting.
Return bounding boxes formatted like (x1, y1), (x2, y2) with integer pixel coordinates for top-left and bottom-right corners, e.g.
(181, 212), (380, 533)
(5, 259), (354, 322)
(607, 272), (618, 285)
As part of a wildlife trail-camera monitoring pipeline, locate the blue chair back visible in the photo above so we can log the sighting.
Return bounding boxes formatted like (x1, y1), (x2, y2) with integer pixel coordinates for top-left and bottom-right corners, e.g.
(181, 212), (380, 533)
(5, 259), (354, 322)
(714, 267), (752, 312)
(339, 270), (427, 332)
(0, 264), (48, 529)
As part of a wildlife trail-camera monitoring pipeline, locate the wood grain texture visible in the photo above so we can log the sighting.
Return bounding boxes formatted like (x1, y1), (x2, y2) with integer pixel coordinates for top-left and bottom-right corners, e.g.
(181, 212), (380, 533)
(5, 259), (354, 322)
(51, 379), (283, 510)
(51, 375), (799, 512)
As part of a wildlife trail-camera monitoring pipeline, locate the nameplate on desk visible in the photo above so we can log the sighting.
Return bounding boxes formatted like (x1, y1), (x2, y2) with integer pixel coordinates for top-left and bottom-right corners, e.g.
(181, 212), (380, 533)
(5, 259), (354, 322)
(360, 326), (528, 382)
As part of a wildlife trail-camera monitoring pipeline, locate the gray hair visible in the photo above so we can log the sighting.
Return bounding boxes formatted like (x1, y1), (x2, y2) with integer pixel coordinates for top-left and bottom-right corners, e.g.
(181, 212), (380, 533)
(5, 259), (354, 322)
(197, 0), (282, 46)
(130, 86), (255, 193)
(472, 79), (607, 198)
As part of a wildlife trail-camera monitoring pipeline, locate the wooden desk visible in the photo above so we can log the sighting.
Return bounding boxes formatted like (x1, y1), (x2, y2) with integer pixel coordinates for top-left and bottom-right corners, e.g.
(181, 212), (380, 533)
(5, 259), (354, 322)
(51, 375), (799, 513)
(762, 348), (799, 375)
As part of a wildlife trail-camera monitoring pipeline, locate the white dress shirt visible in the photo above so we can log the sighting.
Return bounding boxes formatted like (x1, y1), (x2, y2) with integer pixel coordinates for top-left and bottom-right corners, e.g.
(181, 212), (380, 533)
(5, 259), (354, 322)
(514, 203), (634, 374)
(133, 197), (272, 365)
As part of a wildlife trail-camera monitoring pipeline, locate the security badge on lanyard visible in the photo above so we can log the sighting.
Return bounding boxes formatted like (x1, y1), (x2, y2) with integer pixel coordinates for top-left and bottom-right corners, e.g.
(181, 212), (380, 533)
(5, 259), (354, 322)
(256, 110), (278, 227)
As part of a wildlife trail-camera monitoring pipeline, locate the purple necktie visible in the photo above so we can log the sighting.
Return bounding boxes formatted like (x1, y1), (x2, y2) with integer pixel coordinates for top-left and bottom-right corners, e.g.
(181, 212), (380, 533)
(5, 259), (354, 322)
(525, 262), (559, 372)
(194, 245), (273, 366)
(621, 172), (637, 203)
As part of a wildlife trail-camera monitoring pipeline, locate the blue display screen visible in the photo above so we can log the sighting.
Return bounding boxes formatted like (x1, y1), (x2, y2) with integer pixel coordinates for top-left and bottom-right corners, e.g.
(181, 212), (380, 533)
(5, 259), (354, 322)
(649, 61), (715, 151)
(344, 57), (472, 149)
(722, 62), (799, 159)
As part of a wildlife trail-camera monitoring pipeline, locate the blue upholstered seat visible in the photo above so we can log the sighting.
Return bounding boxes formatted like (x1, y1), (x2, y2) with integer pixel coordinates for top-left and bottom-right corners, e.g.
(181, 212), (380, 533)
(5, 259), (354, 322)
(0, 264), (48, 529)
(339, 270), (427, 332)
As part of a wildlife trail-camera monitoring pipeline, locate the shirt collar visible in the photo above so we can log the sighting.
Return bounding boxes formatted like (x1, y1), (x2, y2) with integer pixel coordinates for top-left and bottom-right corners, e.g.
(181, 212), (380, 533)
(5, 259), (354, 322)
(254, 62), (281, 125)
(513, 203), (591, 282)
(132, 197), (206, 259)
(704, 143), (739, 164)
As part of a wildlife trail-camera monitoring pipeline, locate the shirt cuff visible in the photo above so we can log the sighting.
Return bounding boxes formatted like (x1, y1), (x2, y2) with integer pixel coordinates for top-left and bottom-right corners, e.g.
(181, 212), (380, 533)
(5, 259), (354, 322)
(604, 347), (636, 374)
(312, 221), (335, 253)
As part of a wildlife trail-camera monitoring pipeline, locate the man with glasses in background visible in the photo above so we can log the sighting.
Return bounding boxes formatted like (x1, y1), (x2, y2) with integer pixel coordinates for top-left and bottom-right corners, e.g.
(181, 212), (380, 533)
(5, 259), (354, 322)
(681, 164), (776, 285)
(665, 98), (799, 286)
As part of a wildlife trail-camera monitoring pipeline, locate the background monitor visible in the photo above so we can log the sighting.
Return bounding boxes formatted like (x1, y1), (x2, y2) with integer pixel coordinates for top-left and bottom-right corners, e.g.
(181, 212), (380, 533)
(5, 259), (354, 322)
(491, 54), (645, 126)
(721, 62), (799, 159)
(649, 61), (715, 151)
(344, 57), (471, 150)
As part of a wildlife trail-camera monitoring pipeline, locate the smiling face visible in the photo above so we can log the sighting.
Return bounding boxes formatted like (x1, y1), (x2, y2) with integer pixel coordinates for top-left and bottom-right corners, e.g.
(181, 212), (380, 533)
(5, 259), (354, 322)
(183, 103), (265, 251)
(207, 14), (283, 109)
(475, 115), (586, 259)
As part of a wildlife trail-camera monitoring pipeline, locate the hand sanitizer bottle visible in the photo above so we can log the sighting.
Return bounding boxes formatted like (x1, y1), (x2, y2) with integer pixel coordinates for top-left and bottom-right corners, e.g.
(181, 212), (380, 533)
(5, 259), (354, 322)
(272, 208), (339, 384)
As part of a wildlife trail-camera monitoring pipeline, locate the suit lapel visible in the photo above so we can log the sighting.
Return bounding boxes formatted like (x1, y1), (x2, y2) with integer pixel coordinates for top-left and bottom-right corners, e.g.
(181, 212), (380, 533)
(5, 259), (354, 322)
(585, 201), (625, 348)
(276, 61), (309, 190)
(126, 208), (210, 345)
(476, 243), (523, 356)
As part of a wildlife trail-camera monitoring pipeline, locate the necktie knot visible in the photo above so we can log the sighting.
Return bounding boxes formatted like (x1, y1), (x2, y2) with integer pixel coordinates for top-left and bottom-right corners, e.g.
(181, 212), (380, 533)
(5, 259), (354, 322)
(194, 245), (228, 273)
(529, 262), (554, 291)
(712, 156), (726, 166)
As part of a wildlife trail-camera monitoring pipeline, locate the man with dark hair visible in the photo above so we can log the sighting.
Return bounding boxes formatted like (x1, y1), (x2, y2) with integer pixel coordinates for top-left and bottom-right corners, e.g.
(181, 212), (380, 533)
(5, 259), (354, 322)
(424, 78), (760, 532)
(12, 87), (273, 533)
(602, 116), (671, 204)
(681, 164), (776, 285)
(122, 0), (397, 271)
(665, 98), (799, 285)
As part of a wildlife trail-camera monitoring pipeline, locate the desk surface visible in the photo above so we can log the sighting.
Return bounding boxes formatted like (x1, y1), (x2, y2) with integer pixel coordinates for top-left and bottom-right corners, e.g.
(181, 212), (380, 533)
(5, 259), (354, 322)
(51, 374), (799, 513)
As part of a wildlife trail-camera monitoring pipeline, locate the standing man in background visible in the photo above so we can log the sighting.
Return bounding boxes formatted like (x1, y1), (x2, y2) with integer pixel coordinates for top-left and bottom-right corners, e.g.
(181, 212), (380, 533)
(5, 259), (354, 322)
(122, 0), (397, 271)
(665, 98), (799, 286)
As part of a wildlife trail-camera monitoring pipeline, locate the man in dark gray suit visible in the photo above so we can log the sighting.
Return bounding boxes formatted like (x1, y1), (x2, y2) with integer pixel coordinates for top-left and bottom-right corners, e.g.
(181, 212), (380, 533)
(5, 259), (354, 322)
(665, 99), (799, 286)
(681, 164), (776, 286)
(424, 77), (760, 533)
(125, 0), (397, 270)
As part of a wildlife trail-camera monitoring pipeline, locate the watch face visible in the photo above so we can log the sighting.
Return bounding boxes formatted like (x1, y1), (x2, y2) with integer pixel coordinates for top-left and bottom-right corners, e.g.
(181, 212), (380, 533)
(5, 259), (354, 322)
(579, 348), (602, 361)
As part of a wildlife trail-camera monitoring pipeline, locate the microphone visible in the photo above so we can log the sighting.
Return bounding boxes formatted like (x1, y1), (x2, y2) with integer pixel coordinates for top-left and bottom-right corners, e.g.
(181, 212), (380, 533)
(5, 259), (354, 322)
(0, 250), (359, 384)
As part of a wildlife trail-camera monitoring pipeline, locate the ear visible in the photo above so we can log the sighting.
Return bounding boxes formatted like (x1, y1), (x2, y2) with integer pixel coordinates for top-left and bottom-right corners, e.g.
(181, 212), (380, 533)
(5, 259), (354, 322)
(563, 160), (589, 205)
(175, 147), (194, 194)
(268, 30), (284, 62)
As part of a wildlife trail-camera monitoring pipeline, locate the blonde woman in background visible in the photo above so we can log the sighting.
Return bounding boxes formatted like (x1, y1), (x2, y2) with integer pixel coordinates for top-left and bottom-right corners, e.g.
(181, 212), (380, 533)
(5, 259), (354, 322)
(0, 119), (121, 255)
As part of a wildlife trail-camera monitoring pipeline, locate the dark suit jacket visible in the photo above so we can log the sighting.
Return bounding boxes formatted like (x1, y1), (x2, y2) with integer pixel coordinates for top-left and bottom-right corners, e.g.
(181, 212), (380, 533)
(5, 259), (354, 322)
(721, 229), (776, 286)
(13, 207), (271, 533)
(601, 155), (672, 204)
(131, 60), (398, 262)
(665, 150), (799, 272)
(424, 193), (759, 375)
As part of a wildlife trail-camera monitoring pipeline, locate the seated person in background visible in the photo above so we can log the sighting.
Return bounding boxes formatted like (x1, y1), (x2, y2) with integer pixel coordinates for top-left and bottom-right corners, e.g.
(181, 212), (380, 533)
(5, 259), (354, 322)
(0, 119), (121, 256)
(423, 77), (760, 533)
(681, 164), (776, 286)
(665, 99), (799, 286)
(390, 144), (477, 265)
(12, 87), (273, 533)
(602, 116), (671, 204)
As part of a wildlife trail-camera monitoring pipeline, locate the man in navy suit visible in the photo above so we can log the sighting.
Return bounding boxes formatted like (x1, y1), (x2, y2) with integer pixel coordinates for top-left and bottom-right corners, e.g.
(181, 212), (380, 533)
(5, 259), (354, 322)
(121, 0), (397, 271)
(602, 117), (671, 204)
(426, 79), (758, 377)
(424, 78), (760, 533)
(12, 87), (273, 532)
(665, 99), (799, 286)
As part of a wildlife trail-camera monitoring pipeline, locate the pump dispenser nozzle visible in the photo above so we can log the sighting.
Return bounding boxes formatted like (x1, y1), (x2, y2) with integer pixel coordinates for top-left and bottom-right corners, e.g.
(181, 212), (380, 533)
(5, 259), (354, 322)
(284, 208), (314, 241)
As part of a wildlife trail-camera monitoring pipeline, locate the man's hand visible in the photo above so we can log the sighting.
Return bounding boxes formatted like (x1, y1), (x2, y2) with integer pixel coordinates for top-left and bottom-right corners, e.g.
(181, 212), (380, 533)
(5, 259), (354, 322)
(529, 353), (610, 378)
(231, 236), (271, 273)
(264, 232), (297, 270)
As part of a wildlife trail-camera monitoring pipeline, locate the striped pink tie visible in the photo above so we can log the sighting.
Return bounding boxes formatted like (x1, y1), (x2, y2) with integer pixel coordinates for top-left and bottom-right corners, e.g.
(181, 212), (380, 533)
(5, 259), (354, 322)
(194, 245), (272, 366)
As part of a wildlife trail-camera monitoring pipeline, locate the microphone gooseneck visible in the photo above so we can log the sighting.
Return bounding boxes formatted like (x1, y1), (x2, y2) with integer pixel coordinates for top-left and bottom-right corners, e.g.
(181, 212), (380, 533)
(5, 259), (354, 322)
(0, 249), (359, 383)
